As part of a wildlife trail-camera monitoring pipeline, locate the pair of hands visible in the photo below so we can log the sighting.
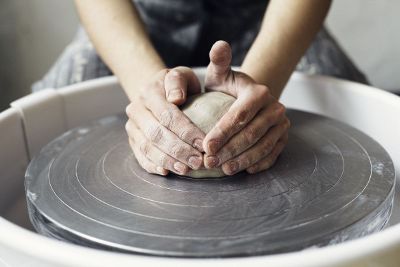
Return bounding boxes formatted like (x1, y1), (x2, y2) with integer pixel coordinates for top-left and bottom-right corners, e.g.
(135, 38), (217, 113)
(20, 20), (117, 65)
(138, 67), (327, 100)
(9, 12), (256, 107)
(125, 41), (290, 176)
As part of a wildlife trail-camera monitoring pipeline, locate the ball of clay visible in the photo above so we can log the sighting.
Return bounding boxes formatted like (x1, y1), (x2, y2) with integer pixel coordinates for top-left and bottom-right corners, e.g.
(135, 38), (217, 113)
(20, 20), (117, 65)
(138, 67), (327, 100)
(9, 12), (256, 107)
(180, 91), (235, 178)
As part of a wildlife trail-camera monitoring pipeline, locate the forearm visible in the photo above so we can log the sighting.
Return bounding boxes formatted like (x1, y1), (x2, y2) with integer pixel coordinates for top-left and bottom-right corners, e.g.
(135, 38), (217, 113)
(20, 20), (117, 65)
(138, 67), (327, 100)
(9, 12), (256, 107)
(241, 0), (331, 98)
(74, 0), (165, 101)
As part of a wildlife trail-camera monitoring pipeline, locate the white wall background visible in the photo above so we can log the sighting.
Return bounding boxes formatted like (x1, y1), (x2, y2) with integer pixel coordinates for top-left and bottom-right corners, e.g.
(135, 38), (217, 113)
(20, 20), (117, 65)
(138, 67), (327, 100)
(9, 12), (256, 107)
(14, 0), (79, 93)
(326, 0), (400, 91)
(0, 0), (78, 111)
(1, 0), (399, 111)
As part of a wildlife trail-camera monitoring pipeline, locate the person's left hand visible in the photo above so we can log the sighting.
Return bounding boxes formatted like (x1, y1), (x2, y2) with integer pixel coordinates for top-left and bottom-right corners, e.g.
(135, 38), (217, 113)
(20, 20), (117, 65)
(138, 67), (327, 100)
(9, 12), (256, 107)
(203, 41), (290, 175)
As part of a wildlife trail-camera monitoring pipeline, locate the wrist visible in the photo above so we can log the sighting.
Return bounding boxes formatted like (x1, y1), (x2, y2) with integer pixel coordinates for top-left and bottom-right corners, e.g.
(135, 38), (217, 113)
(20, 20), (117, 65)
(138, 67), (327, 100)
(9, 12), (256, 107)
(120, 61), (166, 101)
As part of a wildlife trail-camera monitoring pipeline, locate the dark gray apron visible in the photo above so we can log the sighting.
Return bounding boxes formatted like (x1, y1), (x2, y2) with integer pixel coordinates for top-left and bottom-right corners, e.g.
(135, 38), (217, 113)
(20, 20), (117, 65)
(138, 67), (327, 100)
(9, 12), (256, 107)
(33, 0), (367, 91)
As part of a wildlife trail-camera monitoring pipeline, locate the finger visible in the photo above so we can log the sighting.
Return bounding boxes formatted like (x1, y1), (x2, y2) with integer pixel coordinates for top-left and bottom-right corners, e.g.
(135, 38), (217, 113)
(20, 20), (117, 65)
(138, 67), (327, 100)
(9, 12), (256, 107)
(203, 85), (271, 155)
(139, 95), (206, 152)
(205, 102), (286, 168)
(206, 40), (232, 84)
(136, 72), (205, 152)
(165, 67), (201, 105)
(127, 103), (203, 170)
(128, 138), (169, 176)
(221, 119), (290, 175)
(246, 137), (288, 174)
(126, 120), (189, 175)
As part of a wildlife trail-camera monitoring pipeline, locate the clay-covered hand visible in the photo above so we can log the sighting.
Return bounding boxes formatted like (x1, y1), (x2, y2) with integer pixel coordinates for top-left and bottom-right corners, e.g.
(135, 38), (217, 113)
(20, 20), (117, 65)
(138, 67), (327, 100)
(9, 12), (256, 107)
(125, 67), (205, 176)
(204, 41), (290, 175)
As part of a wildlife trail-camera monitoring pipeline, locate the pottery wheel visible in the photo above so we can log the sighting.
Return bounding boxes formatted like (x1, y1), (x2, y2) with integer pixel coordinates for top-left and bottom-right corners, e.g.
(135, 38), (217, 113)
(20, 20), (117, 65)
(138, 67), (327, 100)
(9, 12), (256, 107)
(25, 109), (395, 257)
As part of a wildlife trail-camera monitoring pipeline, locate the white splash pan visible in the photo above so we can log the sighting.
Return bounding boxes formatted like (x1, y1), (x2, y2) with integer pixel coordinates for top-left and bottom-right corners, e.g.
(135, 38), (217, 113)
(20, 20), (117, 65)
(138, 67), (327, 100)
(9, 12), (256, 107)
(0, 68), (399, 266)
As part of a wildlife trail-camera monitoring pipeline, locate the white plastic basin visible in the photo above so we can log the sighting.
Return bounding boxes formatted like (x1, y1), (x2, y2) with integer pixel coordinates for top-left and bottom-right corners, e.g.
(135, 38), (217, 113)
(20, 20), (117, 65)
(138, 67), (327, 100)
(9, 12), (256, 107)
(0, 69), (399, 266)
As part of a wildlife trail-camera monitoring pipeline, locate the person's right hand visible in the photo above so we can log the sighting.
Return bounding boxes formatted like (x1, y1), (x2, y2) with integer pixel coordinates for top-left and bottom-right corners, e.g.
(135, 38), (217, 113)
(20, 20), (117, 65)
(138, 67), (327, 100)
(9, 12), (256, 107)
(125, 67), (205, 176)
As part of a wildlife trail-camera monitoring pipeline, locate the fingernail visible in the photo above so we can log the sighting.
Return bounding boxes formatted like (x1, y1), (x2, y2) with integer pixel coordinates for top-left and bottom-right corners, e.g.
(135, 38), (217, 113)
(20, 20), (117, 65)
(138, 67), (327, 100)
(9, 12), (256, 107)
(207, 139), (220, 154)
(188, 156), (203, 170)
(226, 161), (238, 175)
(174, 162), (187, 174)
(168, 89), (182, 101)
(193, 139), (204, 152)
(205, 155), (219, 168)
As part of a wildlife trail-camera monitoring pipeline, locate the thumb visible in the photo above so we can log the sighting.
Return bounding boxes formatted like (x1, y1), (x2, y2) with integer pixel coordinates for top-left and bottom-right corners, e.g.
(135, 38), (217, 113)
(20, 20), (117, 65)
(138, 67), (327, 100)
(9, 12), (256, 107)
(206, 40), (232, 80)
(165, 67), (201, 105)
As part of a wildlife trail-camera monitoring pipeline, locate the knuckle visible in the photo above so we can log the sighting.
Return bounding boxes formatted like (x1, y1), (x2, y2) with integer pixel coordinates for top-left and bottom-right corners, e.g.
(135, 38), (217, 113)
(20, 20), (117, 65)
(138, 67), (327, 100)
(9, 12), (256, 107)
(169, 142), (185, 158)
(147, 125), (164, 144)
(260, 85), (270, 94)
(247, 164), (259, 174)
(126, 103), (144, 120)
(261, 139), (274, 153)
(139, 141), (150, 156)
(178, 127), (193, 141)
(240, 157), (252, 169)
(254, 147), (267, 164)
(256, 84), (270, 99)
(176, 66), (191, 72)
(253, 164), (260, 171)
(228, 143), (239, 157)
(262, 110), (274, 126)
(233, 109), (249, 125)
(275, 103), (286, 117)
(261, 157), (273, 169)
(219, 145), (236, 161)
(158, 108), (174, 128)
(149, 79), (163, 92)
(243, 125), (260, 145)
(215, 123), (231, 141)
(159, 155), (169, 168)
(169, 69), (182, 79)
